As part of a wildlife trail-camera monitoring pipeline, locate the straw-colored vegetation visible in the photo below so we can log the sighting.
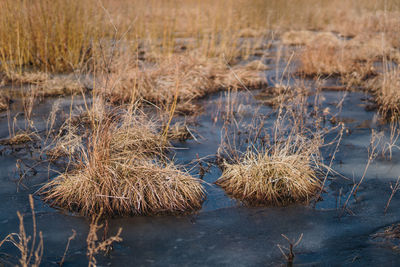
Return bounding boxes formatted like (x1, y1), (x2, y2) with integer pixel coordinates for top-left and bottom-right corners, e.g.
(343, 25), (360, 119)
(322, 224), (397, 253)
(297, 34), (377, 86)
(217, 132), (323, 206)
(0, 132), (34, 146)
(1, 0), (399, 114)
(372, 223), (400, 251)
(368, 67), (400, 119)
(217, 91), (327, 206)
(87, 211), (122, 267)
(0, 95), (9, 111)
(290, 6), (400, 117)
(103, 53), (266, 105)
(40, 106), (204, 216)
(0, 0), (398, 216)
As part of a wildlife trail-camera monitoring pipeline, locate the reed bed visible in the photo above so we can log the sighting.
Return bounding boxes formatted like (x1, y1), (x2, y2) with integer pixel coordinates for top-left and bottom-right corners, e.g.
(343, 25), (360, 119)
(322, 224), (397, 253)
(0, 0), (102, 73)
(1, 0), (397, 73)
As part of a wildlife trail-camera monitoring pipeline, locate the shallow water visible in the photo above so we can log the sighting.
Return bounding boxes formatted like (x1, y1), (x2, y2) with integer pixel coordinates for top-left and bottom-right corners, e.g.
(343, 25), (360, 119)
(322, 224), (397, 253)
(1, 48), (400, 266)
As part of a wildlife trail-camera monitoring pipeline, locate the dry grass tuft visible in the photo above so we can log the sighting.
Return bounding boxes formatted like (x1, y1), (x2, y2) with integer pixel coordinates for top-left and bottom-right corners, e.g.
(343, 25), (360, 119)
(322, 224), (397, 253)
(1, 71), (87, 96)
(0, 132), (34, 146)
(41, 107), (204, 216)
(216, 134), (322, 206)
(244, 60), (271, 71)
(367, 67), (400, 119)
(216, 90), (334, 206)
(167, 122), (193, 141)
(372, 222), (400, 250)
(255, 85), (307, 107)
(0, 95), (10, 111)
(42, 160), (204, 216)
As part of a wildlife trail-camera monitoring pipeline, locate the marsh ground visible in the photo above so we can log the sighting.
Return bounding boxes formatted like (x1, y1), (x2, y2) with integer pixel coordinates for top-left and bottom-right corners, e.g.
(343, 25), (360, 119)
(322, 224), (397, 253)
(1, 0), (400, 266)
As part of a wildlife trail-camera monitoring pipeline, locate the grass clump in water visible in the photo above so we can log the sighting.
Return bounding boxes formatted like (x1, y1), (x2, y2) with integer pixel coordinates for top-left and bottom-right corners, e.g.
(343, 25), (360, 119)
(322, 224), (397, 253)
(40, 106), (204, 216)
(368, 67), (400, 120)
(0, 95), (9, 111)
(216, 134), (322, 206)
(216, 93), (331, 206)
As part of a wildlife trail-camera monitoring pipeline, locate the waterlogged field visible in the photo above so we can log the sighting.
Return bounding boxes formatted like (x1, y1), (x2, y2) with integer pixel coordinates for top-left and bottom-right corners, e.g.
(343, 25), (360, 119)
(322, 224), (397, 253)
(1, 0), (400, 266)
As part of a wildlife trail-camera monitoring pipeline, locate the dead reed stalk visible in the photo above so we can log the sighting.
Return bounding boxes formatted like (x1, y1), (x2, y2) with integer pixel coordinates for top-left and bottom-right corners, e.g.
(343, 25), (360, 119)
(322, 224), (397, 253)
(0, 195), (43, 267)
(87, 210), (122, 267)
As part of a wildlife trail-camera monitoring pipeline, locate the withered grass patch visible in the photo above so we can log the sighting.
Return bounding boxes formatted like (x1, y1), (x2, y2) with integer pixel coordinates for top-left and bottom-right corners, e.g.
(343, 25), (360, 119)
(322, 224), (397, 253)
(40, 107), (204, 216)
(37, 76), (88, 97)
(0, 95), (10, 111)
(102, 53), (267, 106)
(297, 35), (376, 86)
(281, 31), (338, 46)
(216, 134), (323, 206)
(367, 67), (400, 119)
(374, 223), (400, 240)
(0, 132), (34, 146)
(4, 71), (50, 85)
(2, 72), (88, 97)
(216, 93), (328, 206)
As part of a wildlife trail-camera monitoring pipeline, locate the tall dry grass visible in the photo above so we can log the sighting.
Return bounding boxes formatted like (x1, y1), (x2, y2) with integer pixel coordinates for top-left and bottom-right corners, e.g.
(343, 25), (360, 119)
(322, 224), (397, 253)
(0, 0), (103, 73)
(1, 0), (397, 74)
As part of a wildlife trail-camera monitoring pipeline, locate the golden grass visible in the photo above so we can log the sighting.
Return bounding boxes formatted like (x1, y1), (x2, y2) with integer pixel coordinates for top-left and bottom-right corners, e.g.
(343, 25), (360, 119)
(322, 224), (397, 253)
(0, 0), (398, 117)
(0, 132), (33, 146)
(4, 72), (87, 96)
(0, 95), (9, 111)
(281, 31), (338, 46)
(103, 53), (266, 105)
(36, 76), (88, 97)
(4, 71), (49, 85)
(0, 0), (102, 73)
(216, 90), (328, 206)
(40, 107), (204, 216)
(216, 134), (322, 206)
(2, 0), (396, 73)
(297, 34), (377, 86)
(368, 67), (400, 119)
